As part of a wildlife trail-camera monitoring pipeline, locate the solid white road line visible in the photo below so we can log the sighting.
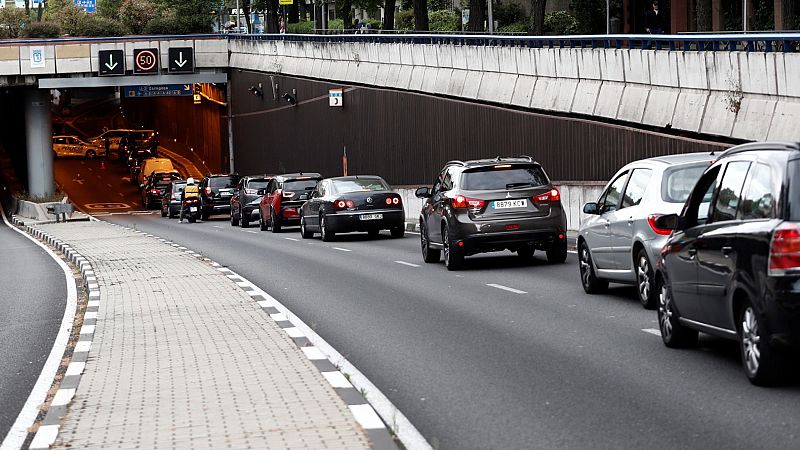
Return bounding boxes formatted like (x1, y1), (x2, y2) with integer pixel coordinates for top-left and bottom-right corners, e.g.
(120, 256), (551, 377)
(394, 260), (420, 268)
(642, 328), (661, 337)
(0, 205), (78, 450)
(332, 247), (351, 252)
(486, 283), (528, 294)
(284, 237), (299, 241)
(245, 230), (258, 234)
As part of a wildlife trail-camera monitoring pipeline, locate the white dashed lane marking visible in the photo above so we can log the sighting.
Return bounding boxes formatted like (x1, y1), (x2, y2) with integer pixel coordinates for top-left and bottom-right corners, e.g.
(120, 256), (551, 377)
(642, 328), (661, 336)
(332, 247), (351, 252)
(213, 225), (223, 229)
(394, 260), (420, 268)
(245, 231), (258, 234)
(284, 237), (299, 241)
(486, 283), (528, 294)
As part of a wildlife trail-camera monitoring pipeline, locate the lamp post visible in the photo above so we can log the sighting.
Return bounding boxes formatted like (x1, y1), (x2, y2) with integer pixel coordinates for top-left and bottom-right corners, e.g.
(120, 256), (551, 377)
(606, 0), (610, 34)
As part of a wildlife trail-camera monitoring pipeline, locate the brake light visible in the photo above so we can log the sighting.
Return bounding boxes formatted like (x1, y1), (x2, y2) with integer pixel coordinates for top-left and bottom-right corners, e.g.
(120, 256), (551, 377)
(150, 189), (159, 194)
(495, 164), (512, 169)
(505, 224), (520, 230)
(334, 199), (355, 209)
(769, 222), (800, 276)
(282, 191), (294, 198)
(647, 214), (673, 236)
(384, 196), (402, 205)
(533, 189), (560, 204)
(451, 195), (485, 210)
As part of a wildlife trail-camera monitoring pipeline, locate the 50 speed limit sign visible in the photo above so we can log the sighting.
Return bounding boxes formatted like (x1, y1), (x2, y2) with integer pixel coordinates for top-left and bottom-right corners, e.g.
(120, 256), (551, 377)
(133, 48), (159, 74)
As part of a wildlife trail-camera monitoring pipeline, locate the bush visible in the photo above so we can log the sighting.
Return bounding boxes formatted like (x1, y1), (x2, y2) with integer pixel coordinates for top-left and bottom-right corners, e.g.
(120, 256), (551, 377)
(364, 18), (382, 29)
(0, 7), (29, 38)
(143, 16), (176, 35)
(77, 14), (129, 36)
(544, 10), (578, 35)
(497, 21), (528, 34)
(24, 21), (62, 38)
(327, 18), (344, 30)
(429, 9), (459, 32)
(396, 9), (414, 30)
(286, 20), (315, 33)
(493, 2), (527, 28)
(119, 0), (156, 35)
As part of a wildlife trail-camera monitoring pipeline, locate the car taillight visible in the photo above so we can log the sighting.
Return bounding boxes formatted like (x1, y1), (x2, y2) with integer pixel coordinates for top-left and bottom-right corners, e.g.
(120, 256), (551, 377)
(385, 196), (402, 205)
(451, 195), (485, 210)
(647, 214), (673, 236)
(533, 189), (560, 204)
(205, 187), (212, 195)
(769, 222), (800, 276)
(282, 191), (295, 198)
(150, 189), (159, 194)
(334, 199), (355, 209)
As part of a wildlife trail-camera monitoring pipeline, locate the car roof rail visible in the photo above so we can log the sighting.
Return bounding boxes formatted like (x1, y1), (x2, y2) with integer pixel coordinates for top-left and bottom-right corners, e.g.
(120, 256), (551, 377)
(518, 155), (534, 162)
(445, 160), (466, 167)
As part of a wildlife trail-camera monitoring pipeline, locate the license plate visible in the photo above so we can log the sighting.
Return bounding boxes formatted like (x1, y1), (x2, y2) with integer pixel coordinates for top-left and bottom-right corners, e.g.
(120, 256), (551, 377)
(360, 214), (383, 221)
(221, 192), (231, 197)
(190, 207), (198, 212)
(493, 199), (527, 209)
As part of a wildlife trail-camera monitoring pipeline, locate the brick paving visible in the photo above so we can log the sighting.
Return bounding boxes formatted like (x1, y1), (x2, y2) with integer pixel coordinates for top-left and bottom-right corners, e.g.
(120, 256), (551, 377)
(36, 221), (372, 450)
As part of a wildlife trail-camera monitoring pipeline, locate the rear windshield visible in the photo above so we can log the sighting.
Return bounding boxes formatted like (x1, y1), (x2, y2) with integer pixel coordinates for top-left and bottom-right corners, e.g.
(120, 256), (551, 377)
(461, 166), (548, 191)
(661, 163), (708, 203)
(210, 176), (240, 188)
(247, 179), (270, 190)
(790, 160), (800, 220)
(284, 179), (319, 192)
(332, 178), (390, 193)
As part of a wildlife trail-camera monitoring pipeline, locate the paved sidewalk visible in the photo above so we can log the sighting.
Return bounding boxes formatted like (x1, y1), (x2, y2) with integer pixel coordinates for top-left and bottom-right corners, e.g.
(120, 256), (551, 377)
(35, 221), (375, 449)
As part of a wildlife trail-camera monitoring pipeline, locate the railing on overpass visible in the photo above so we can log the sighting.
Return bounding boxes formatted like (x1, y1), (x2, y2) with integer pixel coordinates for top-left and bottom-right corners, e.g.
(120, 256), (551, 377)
(228, 32), (800, 52)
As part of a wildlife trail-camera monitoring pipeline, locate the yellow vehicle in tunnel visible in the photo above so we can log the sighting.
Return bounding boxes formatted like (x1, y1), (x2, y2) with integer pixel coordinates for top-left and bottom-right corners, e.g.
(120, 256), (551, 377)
(52, 135), (103, 159)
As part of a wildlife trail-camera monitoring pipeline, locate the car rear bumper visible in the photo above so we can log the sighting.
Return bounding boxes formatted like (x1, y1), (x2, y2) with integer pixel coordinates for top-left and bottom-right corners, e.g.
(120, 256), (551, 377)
(242, 205), (260, 219)
(450, 213), (566, 252)
(764, 280), (800, 351)
(203, 202), (231, 214)
(327, 209), (404, 232)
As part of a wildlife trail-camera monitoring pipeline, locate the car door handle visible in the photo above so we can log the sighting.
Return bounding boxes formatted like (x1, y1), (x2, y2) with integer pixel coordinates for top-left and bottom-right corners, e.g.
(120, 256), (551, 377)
(721, 246), (733, 256)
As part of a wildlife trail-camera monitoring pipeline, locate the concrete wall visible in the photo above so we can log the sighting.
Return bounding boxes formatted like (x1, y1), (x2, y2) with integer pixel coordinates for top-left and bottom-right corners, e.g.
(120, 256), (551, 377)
(229, 39), (800, 143)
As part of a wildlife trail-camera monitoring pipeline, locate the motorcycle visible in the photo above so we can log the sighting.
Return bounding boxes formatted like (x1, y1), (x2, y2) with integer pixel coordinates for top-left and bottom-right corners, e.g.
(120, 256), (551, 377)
(181, 198), (201, 223)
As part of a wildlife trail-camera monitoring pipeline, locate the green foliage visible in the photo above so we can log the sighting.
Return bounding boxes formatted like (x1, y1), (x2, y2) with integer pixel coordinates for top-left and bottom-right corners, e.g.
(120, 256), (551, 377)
(54, 4), (86, 36)
(428, 9), (458, 31)
(97, 0), (125, 19)
(570, 0), (621, 33)
(493, 1), (526, 28)
(544, 10), (578, 35)
(364, 18), (382, 29)
(497, 21), (528, 33)
(23, 20), (62, 38)
(77, 14), (130, 36)
(286, 20), (315, 33)
(427, 0), (451, 11)
(327, 18), (344, 29)
(397, 8), (414, 30)
(119, 0), (157, 35)
(143, 16), (176, 34)
(0, 7), (29, 39)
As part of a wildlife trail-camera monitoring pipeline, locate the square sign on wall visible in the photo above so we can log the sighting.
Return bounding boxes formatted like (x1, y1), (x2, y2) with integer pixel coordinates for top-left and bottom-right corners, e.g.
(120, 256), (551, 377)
(133, 48), (159, 74)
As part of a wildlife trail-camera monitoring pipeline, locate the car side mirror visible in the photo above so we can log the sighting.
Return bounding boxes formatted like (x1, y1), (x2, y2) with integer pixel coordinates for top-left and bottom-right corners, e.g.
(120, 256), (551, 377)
(654, 214), (685, 231)
(415, 187), (431, 198)
(257, 188), (266, 195)
(583, 202), (598, 214)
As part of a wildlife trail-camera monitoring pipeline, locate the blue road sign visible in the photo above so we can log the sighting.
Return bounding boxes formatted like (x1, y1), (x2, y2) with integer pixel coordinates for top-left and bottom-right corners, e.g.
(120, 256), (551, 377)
(123, 84), (193, 98)
(73, 0), (96, 13)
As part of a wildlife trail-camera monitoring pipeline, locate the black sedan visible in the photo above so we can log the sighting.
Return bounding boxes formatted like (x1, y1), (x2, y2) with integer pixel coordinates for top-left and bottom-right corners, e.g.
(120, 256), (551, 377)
(299, 176), (405, 241)
(141, 173), (179, 209)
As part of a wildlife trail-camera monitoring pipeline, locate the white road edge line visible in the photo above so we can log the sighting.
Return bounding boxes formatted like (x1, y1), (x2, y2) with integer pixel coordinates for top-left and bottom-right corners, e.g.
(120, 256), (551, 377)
(0, 204), (78, 450)
(332, 247), (351, 252)
(642, 328), (661, 337)
(486, 283), (528, 294)
(284, 237), (298, 241)
(394, 260), (420, 268)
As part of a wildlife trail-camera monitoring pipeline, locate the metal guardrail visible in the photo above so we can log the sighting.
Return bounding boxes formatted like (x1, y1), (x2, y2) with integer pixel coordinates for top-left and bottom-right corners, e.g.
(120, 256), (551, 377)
(0, 34), (223, 46)
(228, 32), (800, 52)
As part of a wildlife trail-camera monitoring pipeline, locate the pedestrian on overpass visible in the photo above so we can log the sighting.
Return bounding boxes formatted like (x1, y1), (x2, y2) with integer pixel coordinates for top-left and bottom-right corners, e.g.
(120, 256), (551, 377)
(179, 177), (200, 223)
(645, 1), (663, 34)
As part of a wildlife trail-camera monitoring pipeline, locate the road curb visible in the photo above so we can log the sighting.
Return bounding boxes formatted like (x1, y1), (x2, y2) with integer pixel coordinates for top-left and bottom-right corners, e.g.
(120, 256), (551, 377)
(8, 217), (99, 450)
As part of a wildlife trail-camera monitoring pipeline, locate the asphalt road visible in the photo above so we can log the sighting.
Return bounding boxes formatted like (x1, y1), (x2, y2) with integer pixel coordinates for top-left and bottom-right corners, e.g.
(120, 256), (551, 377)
(57, 158), (800, 449)
(0, 221), (67, 441)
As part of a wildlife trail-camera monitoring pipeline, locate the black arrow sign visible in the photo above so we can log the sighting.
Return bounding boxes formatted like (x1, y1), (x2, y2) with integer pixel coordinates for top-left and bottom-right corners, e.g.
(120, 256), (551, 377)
(168, 47), (194, 74)
(98, 50), (125, 76)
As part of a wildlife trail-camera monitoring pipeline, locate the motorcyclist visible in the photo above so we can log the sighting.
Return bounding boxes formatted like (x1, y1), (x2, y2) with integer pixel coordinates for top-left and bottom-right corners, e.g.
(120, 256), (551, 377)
(179, 177), (201, 223)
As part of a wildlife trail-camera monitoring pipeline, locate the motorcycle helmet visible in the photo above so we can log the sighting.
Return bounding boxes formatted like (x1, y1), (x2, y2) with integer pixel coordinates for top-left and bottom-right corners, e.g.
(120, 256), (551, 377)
(187, 177), (195, 185)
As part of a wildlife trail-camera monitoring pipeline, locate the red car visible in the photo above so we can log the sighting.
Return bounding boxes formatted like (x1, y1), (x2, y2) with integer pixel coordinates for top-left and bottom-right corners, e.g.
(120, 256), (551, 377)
(258, 173), (323, 232)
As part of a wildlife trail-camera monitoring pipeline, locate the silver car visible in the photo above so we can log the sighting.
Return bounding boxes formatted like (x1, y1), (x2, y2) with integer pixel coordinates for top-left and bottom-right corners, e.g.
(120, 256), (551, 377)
(577, 152), (715, 309)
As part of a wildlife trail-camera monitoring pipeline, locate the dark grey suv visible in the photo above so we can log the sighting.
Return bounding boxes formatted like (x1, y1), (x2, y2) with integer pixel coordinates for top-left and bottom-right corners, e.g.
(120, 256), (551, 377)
(415, 157), (568, 270)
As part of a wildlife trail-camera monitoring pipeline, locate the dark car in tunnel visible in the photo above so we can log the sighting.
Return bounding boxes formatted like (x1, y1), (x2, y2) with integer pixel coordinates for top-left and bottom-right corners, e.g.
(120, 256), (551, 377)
(230, 175), (272, 228)
(299, 176), (405, 241)
(141, 172), (180, 209)
(200, 174), (242, 220)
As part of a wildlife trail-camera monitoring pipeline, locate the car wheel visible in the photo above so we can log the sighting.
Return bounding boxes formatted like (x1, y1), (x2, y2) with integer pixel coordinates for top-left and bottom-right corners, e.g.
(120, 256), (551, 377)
(240, 208), (249, 228)
(85, 150), (96, 159)
(300, 214), (313, 239)
(443, 225), (463, 271)
(657, 278), (698, 349)
(390, 226), (405, 238)
(421, 221), (440, 263)
(636, 249), (657, 310)
(259, 212), (268, 231)
(188, 215), (196, 223)
(740, 302), (784, 386)
(201, 212), (209, 221)
(579, 242), (608, 294)
(546, 240), (568, 264)
(230, 210), (239, 226)
(320, 214), (334, 242)
(270, 209), (281, 233)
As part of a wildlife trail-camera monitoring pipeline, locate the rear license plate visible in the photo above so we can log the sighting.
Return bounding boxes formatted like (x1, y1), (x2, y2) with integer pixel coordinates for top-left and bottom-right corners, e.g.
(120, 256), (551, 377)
(190, 207), (198, 212)
(221, 192), (231, 197)
(493, 199), (527, 209)
(360, 214), (383, 221)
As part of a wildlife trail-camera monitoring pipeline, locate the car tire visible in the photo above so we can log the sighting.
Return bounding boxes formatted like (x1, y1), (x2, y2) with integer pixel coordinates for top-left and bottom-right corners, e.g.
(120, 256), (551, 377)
(579, 242), (608, 294)
(657, 278), (698, 349)
(740, 301), (784, 386)
(201, 212), (209, 221)
(546, 240), (568, 264)
(300, 214), (313, 239)
(85, 150), (96, 159)
(636, 249), (657, 310)
(443, 225), (464, 271)
(240, 208), (249, 228)
(390, 227), (404, 238)
(420, 221), (440, 263)
(230, 210), (239, 226)
(188, 215), (196, 223)
(270, 209), (281, 233)
(259, 213), (268, 231)
(320, 214), (334, 242)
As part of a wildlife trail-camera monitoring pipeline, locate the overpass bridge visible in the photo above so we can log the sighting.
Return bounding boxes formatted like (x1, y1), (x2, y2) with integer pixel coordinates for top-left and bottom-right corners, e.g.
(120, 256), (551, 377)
(1, 32), (798, 197)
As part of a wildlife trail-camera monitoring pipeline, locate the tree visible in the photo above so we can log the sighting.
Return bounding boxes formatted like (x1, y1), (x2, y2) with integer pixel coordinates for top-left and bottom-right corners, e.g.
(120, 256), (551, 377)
(383, 0), (396, 29)
(530, 0), (546, 35)
(336, 0), (353, 28)
(413, 0), (428, 29)
(119, 0), (157, 35)
(466, 0), (483, 31)
(695, 0), (712, 31)
(97, 0), (125, 18)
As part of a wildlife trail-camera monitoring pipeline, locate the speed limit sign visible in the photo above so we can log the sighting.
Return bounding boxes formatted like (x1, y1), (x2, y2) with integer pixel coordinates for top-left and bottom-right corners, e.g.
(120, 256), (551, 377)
(133, 48), (159, 74)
